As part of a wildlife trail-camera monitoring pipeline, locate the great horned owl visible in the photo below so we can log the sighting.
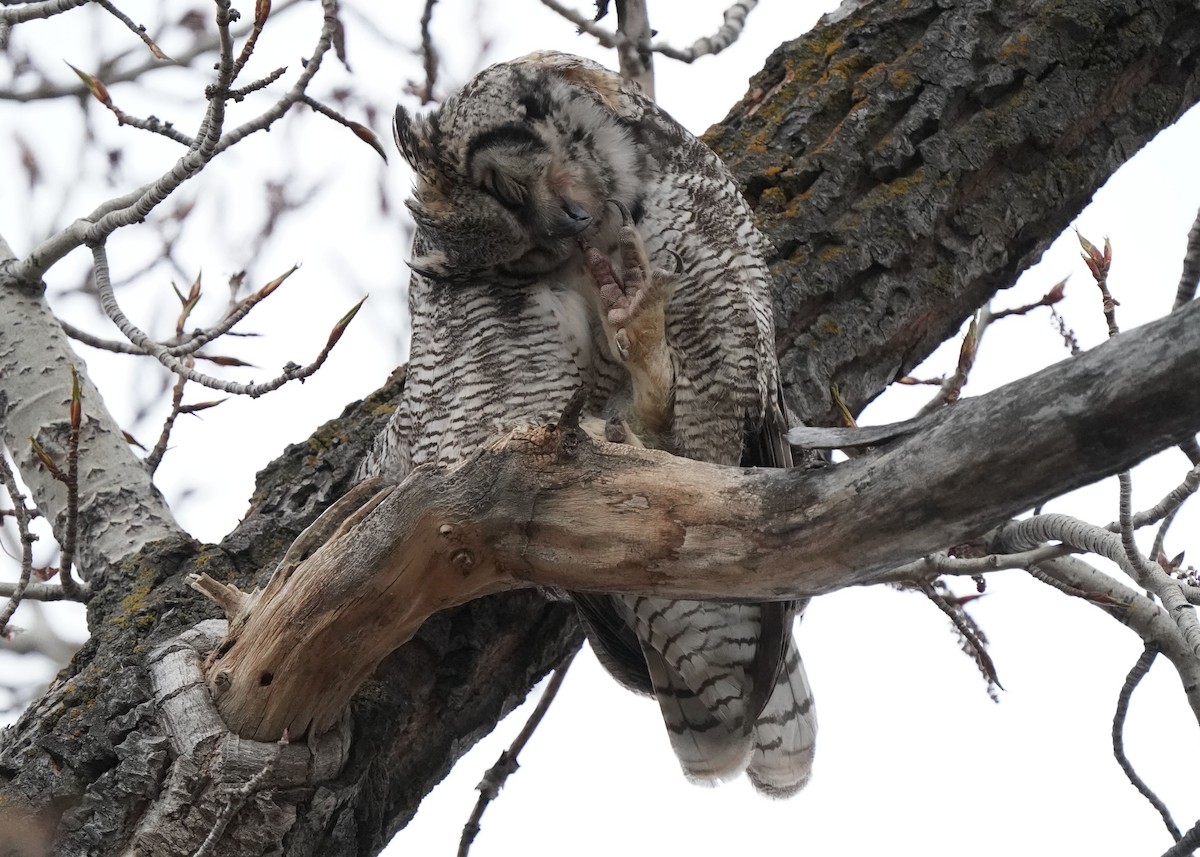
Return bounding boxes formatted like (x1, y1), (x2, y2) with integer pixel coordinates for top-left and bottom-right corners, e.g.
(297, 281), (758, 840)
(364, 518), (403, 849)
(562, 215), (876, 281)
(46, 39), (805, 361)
(361, 51), (817, 796)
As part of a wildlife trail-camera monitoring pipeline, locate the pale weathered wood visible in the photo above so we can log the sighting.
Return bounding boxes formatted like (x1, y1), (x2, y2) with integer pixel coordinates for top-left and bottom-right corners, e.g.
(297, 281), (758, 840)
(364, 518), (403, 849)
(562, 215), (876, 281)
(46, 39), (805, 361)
(202, 298), (1200, 741)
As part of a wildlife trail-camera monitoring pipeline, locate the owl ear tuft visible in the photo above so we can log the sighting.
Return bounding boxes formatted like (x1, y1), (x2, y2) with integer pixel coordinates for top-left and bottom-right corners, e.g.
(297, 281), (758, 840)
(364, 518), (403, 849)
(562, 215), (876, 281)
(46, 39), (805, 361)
(393, 106), (435, 172)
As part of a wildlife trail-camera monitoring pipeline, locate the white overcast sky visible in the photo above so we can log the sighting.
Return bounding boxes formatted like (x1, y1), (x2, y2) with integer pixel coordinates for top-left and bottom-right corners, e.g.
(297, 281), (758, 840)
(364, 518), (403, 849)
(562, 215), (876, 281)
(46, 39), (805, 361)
(3, 2), (1200, 856)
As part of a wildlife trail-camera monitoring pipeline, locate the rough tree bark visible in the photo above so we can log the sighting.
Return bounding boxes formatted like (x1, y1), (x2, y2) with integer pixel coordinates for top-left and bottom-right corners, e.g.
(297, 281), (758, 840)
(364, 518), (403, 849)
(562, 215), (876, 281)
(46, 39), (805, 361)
(1, 0), (1198, 854)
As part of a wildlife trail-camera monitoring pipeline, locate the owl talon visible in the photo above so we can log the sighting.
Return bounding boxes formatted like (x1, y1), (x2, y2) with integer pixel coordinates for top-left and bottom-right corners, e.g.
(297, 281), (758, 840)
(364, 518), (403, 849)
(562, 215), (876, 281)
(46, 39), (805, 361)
(606, 198), (633, 226)
(615, 328), (631, 360)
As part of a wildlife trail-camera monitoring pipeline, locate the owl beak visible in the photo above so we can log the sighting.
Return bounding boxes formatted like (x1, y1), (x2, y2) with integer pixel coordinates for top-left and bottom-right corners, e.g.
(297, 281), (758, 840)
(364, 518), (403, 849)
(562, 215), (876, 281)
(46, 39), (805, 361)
(549, 197), (593, 238)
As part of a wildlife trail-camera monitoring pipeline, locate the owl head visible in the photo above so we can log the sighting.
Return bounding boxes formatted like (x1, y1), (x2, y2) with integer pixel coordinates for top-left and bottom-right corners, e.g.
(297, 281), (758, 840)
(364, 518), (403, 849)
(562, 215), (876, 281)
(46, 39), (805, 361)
(395, 54), (650, 282)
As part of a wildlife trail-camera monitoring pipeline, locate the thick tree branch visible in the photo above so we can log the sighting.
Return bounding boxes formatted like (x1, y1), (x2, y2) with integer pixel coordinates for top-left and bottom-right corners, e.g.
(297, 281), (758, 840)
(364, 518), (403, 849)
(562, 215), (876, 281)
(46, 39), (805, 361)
(203, 298), (1200, 740)
(0, 237), (181, 578)
(707, 0), (1200, 423)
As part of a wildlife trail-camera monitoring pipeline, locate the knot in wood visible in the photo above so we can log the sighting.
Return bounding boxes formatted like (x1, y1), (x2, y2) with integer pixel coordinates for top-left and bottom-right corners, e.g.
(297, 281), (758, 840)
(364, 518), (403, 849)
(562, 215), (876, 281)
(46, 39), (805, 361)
(439, 524), (454, 536)
(212, 668), (232, 695)
(555, 427), (581, 462)
(451, 548), (475, 572)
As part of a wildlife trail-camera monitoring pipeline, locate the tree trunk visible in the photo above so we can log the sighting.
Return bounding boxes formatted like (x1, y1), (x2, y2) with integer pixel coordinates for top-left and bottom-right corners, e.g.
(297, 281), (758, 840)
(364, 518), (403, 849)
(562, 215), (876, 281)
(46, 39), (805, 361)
(1, 0), (1198, 854)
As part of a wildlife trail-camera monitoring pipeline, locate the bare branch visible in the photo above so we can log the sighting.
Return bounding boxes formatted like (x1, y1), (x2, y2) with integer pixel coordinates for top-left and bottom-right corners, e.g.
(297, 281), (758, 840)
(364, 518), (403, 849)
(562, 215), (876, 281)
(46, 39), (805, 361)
(652, 0), (759, 63)
(417, 0), (438, 104)
(1079, 231), (1119, 336)
(300, 95), (386, 160)
(916, 311), (982, 417)
(1112, 644), (1181, 842)
(90, 243), (361, 397)
(613, 0), (654, 97)
(59, 319), (149, 355)
(0, 0), (305, 102)
(458, 649), (577, 857)
(145, 372), (187, 476)
(919, 580), (1000, 699)
(537, 0), (622, 47)
(0, 0), (86, 25)
(0, 454), (36, 634)
(882, 542), (1077, 582)
(1112, 461), (1200, 533)
(0, 579), (73, 602)
(1175, 205), (1200, 310)
(191, 730), (289, 857)
(988, 278), (1067, 321)
(227, 66), (287, 102)
(6, 0), (338, 285)
(54, 366), (84, 598)
(1003, 511), (1200, 658)
(93, 0), (170, 59)
(1030, 556), (1200, 723)
(1162, 819), (1200, 857)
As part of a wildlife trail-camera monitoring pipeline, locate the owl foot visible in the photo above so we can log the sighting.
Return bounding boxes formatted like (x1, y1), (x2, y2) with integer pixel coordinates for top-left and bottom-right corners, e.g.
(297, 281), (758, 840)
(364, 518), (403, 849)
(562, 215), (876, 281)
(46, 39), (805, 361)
(582, 219), (677, 440)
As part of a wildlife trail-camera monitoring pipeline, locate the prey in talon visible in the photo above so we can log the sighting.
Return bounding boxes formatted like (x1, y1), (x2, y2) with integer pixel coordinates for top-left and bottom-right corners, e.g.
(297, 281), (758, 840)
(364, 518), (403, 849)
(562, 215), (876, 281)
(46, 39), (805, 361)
(580, 202), (679, 445)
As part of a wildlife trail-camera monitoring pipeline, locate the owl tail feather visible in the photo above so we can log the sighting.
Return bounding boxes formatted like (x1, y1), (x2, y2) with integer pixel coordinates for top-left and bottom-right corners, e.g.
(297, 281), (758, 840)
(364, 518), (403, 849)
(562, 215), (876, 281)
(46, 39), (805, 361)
(746, 640), (817, 797)
(642, 646), (755, 783)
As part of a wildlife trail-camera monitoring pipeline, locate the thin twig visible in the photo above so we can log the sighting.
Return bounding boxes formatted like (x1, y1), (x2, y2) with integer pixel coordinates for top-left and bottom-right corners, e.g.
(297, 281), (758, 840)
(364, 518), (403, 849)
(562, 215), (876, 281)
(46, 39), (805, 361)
(108, 108), (195, 146)
(55, 366), (83, 597)
(300, 95), (386, 160)
(146, 372), (187, 476)
(93, 0), (170, 59)
(882, 542), (1076, 582)
(417, 0), (438, 103)
(91, 243), (359, 397)
(0, 579), (70, 601)
(227, 66), (287, 102)
(1079, 231), (1119, 336)
(1110, 462), (1200, 534)
(653, 0), (759, 63)
(1174, 206), (1200, 310)
(919, 581), (1000, 699)
(0, 0), (306, 103)
(916, 309), (986, 418)
(59, 319), (146, 354)
(0, 455), (37, 634)
(191, 730), (289, 857)
(1151, 508), (1180, 568)
(988, 278), (1066, 321)
(1112, 643), (1181, 842)
(231, 0), (271, 82)
(458, 649), (578, 857)
(537, 0), (622, 47)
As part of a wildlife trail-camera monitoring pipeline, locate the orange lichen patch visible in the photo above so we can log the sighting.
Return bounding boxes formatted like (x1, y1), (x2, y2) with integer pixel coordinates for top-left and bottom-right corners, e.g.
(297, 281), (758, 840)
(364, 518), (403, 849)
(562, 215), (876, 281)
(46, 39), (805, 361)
(758, 187), (788, 212)
(888, 67), (916, 91)
(857, 168), (930, 208)
(997, 31), (1033, 63)
(816, 245), (847, 264)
